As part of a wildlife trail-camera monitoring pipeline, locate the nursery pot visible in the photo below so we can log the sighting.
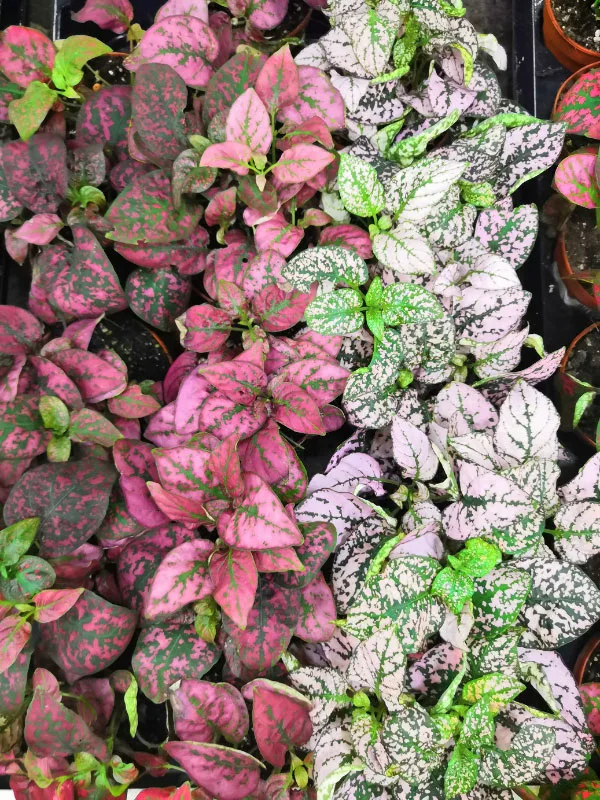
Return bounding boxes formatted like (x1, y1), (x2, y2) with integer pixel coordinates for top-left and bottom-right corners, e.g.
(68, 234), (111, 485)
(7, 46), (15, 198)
(555, 213), (600, 311)
(558, 321), (600, 447)
(552, 60), (600, 118)
(543, 0), (600, 73)
(574, 633), (600, 684)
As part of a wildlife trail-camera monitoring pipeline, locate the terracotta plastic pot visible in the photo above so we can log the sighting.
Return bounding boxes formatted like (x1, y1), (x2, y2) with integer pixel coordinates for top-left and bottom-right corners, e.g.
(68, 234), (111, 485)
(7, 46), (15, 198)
(558, 321), (600, 447)
(552, 60), (600, 119)
(574, 633), (600, 684)
(555, 225), (599, 310)
(543, 0), (600, 73)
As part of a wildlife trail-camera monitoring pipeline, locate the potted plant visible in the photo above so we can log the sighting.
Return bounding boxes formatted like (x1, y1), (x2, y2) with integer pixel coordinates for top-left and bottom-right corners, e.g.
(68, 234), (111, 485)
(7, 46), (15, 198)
(543, 0), (600, 73)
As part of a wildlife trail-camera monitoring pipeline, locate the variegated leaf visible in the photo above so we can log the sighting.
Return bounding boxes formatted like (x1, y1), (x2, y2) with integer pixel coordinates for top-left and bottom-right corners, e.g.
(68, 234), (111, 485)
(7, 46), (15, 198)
(288, 666), (351, 730)
(494, 381), (559, 466)
(381, 704), (444, 785)
(283, 246), (369, 292)
(338, 153), (385, 217)
(386, 157), (466, 222)
(471, 566), (531, 635)
(372, 222), (435, 277)
(391, 418), (438, 481)
(346, 626), (407, 711)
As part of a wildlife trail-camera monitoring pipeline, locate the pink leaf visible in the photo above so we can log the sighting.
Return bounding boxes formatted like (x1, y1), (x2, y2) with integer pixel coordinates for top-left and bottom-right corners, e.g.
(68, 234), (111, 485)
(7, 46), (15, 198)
(248, 0), (288, 30)
(0, 306), (44, 356)
(210, 549), (258, 630)
(272, 144), (334, 185)
(146, 482), (209, 525)
(255, 213), (303, 257)
(272, 381), (326, 435)
(125, 15), (219, 88)
(201, 142), (253, 175)
(33, 588), (85, 623)
(0, 27), (54, 88)
(197, 394), (268, 440)
(279, 357), (349, 406)
(320, 224), (373, 259)
(155, 0), (209, 23)
(163, 742), (262, 800)
(5, 229), (28, 264)
(153, 440), (218, 503)
(71, 0), (134, 33)
(207, 434), (244, 502)
(277, 66), (345, 131)
(282, 115), (333, 149)
(222, 473), (303, 550)
(48, 349), (127, 403)
(108, 384), (161, 419)
(0, 615), (31, 671)
(294, 573), (336, 642)
(170, 680), (249, 742)
(555, 153), (599, 209)
(164, 351), (198, 404)
(255, 45), (299, 113)
(226, 88), (272, 155)
(114, 439), (168, 528)
(243, 679), (312, 767)
(252, 547), (304, 572)
(238, 419), (290, 485)
(199, 351), (266, 406)
(14, 213), (62, 245)
(145, 539), (214, 620)
(205, 187), (238, 228)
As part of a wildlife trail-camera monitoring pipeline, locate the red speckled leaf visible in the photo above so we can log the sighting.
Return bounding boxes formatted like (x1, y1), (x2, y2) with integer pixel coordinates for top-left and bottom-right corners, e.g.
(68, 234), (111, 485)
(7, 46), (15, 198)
(75, 85), (131, 154)
(132, 64), (188, 160)
(0, 306), (44, 355)
(210, 549), (258, 630)
(223, 473), (303, 550)
(0, 645), (32, 724)
(224, 575), (300, 671)
(253, 285), (311, 333)
(117, 525), (187, 613)
(277, 66), (344, 131)
(4, 458), (116, 558)
(52, 225), (126, 319)
(279, 521), (337, 589)
(294, 572), (336, 642)
(164, 741), (262, 800)
(255, 45), (298, 113)
(0, 27), (54, 87)
(34, 588), (85, 623)
(71, 0), (134, 34)
(0, 394), (48, 459)
(125, 15), (219, 88)
(38, 589), (136, 681)
(145, 539), (214, 621)
(25, 686), (108, 761)
(177, 304), (232, 352)
(126, 266), (191, 332)
(0, 615), (31, 672)
(106, 170), (202, 245)
(0, 150), (23, 223)
(47, 349), (127, 403)
(133, 618), (221, 702)
(3, 134), (67, 213)
(203, 51), (266, 125)
(0, 354), (25, 403)
(243, 678), (312, 767)
(169, 680), (249, 743)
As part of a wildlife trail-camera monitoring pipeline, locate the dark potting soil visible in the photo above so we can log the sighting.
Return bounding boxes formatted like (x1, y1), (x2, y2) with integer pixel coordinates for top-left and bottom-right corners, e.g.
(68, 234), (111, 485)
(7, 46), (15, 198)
(566, 325), (600, 440)
(582, 645), (600, 682)
(564, 208), (600, 300)
(551, 0), (600, 51)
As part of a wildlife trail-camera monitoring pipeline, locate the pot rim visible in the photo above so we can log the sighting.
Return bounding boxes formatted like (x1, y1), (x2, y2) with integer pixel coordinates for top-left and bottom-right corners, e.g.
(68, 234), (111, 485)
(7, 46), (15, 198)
(552, 59), (600, 119)
(574, 632), (600, 685)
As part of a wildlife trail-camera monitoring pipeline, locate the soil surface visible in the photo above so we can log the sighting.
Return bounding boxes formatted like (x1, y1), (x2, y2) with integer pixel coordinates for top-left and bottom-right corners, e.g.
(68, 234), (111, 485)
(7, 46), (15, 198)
(566, 324), (600, 439)
(552, 0), (600, 52)
(582, 644), (600, 682)
(564, 207), (600, 288)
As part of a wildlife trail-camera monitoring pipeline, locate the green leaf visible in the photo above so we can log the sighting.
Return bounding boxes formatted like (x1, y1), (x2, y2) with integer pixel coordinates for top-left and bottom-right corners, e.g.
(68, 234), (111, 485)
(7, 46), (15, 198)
(194, 595), (220, 643)
(365, 276), (384, 307)
(574, 390), (597, 427)
(459, 180), (496, 207)
(47, 435), (71, 463)
(387, 110), (460, 166)
(338, 153), (385, 218)
(124, 674), (138, 738)
(462, 673), (525, 710)
(283, 246), (369, 292)
(431, 567), (473, 615)
(381, 283), (443, 326)
(471, 566), (531, 635)
(0, 518), (39, 567)
(444, 744), (479, 798)
(305, 289), (364, 335)
(432, 656), (467, 715)
(365, 308), (385, 340)
(52, 35), (111, 91)
(39, 396), (70, 436)
(460, 699), (495, 752)
(447, 539), (502, 578)
(8, 81), (57, 140)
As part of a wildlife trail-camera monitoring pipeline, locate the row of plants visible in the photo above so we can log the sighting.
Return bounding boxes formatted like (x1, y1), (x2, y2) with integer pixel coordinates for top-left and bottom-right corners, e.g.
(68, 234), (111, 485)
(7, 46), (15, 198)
(0, 0), (599, 798)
